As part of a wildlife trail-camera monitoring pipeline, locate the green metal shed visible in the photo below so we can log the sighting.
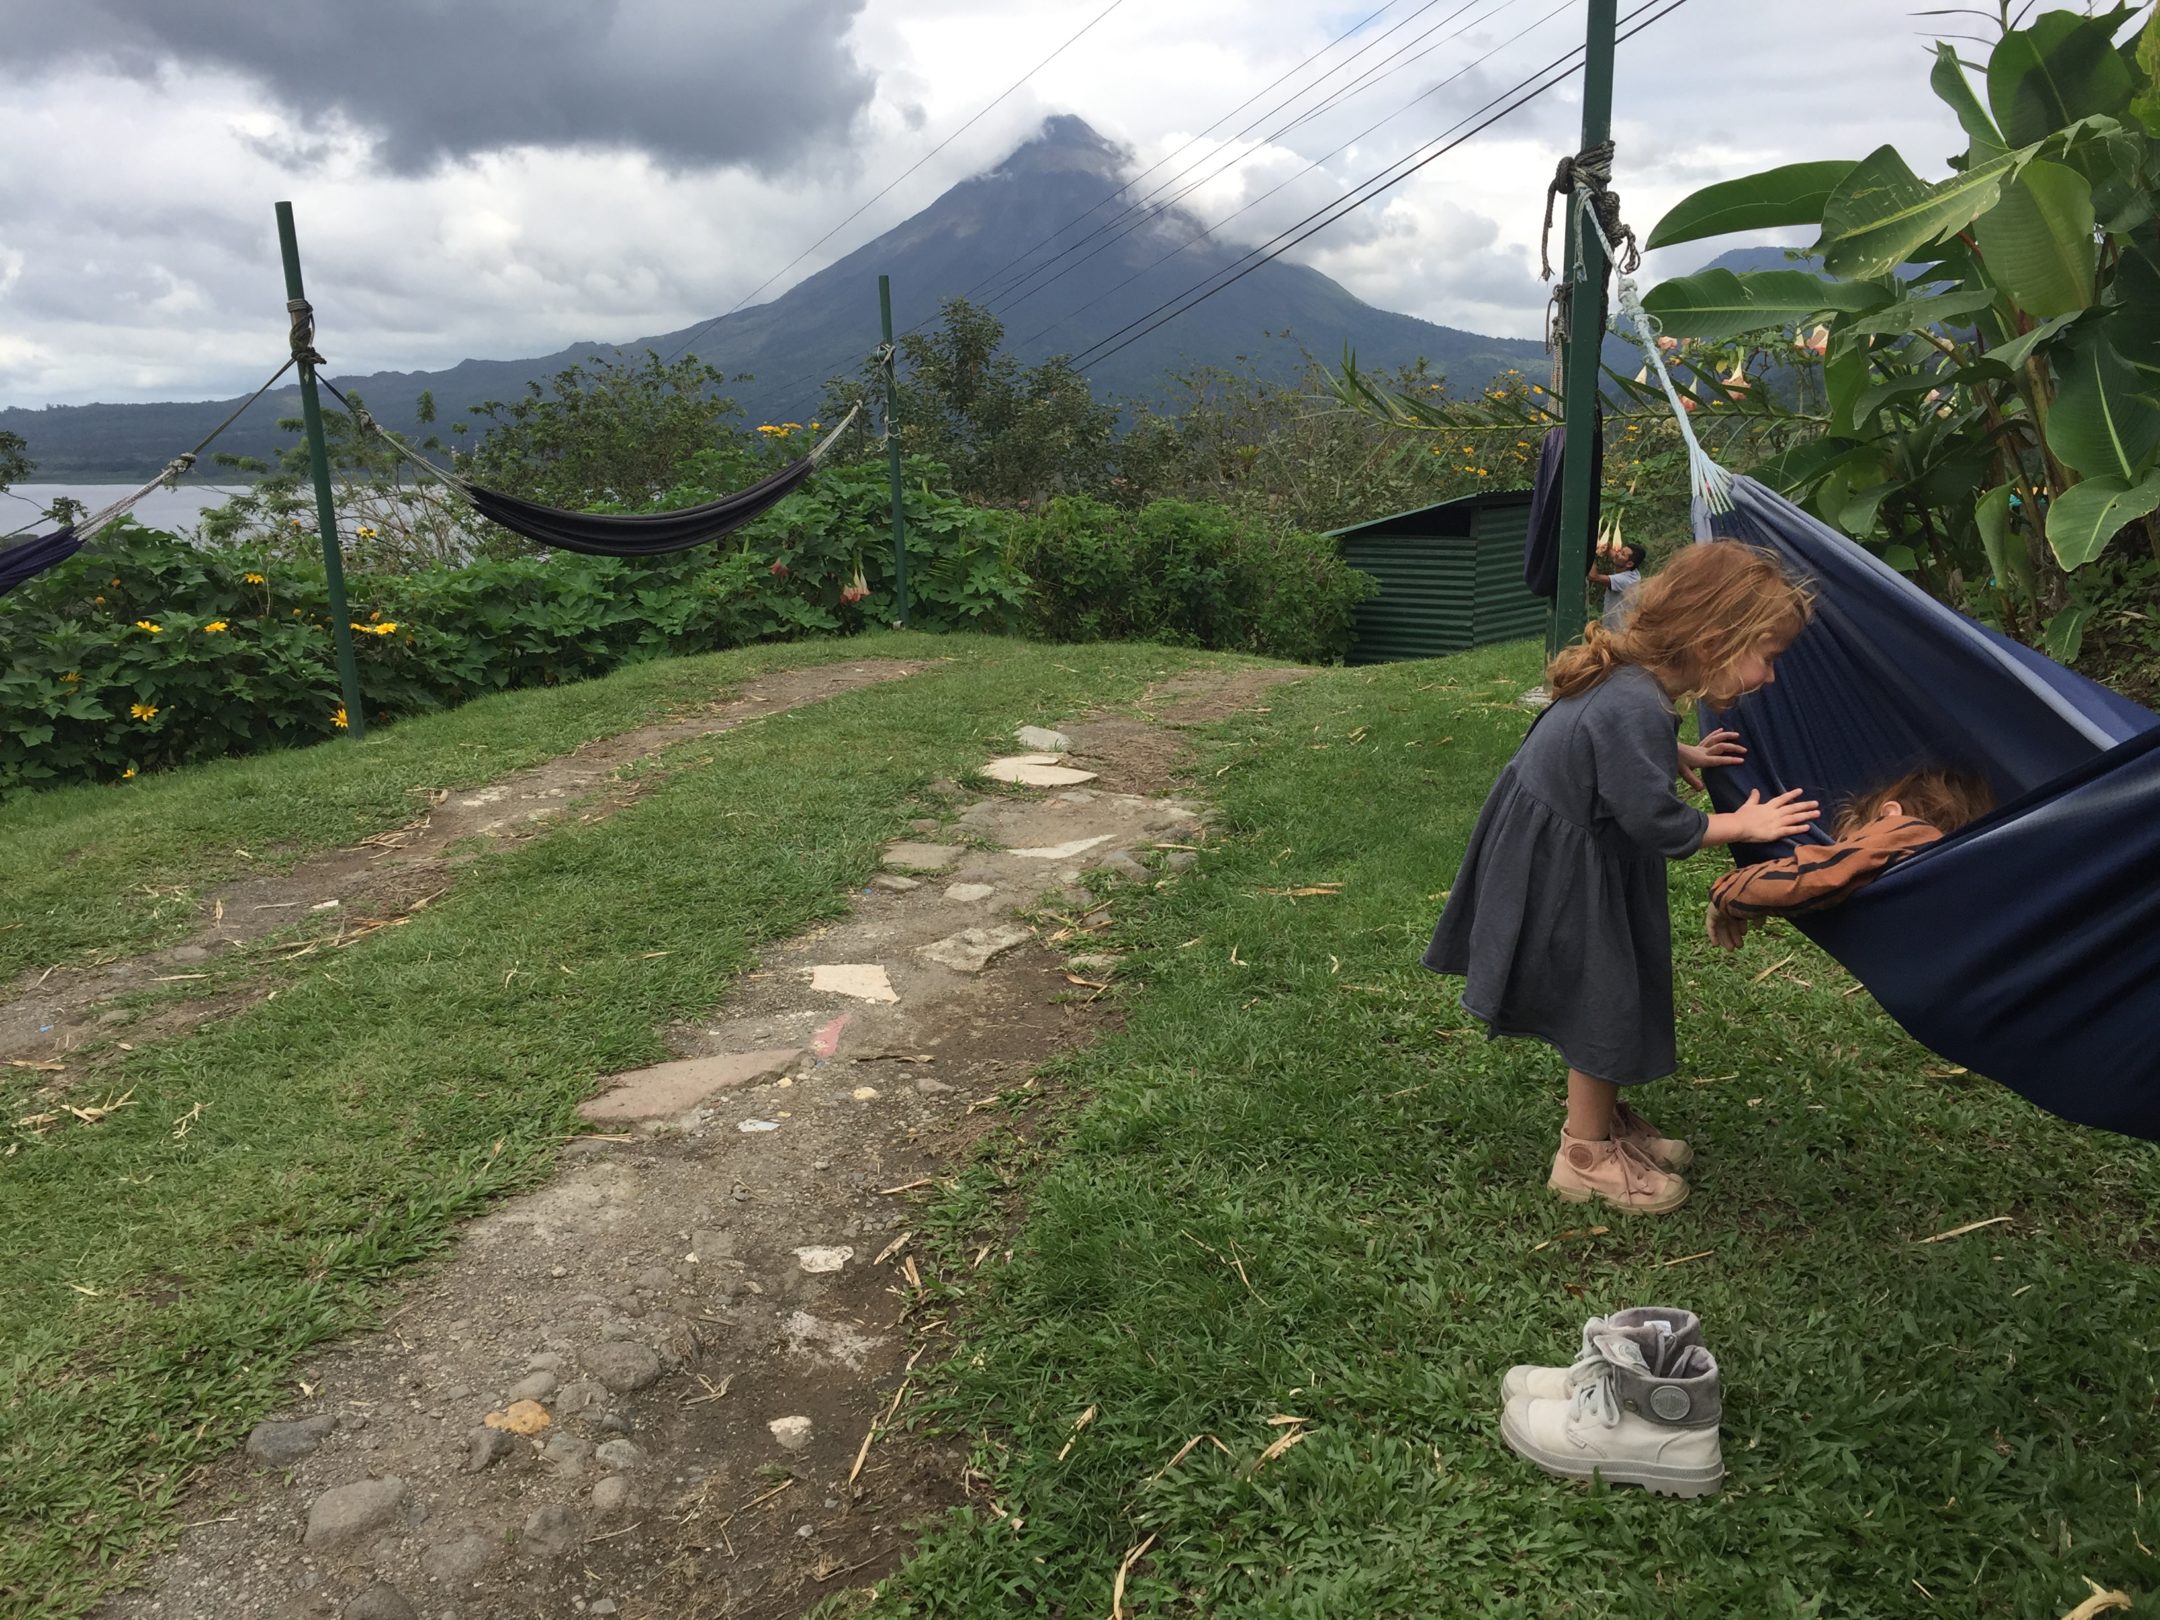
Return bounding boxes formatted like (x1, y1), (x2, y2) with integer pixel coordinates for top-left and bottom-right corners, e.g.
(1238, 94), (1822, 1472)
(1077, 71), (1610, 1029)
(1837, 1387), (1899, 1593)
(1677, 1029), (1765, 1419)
(1329, 489), (1544, 664)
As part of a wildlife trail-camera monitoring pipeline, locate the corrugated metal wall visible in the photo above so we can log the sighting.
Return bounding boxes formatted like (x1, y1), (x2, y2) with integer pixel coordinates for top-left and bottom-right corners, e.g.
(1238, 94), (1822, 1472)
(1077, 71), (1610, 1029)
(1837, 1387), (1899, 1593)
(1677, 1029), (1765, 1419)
(1334, 492), (1545, 664)
(1340, 531), (1476, 664)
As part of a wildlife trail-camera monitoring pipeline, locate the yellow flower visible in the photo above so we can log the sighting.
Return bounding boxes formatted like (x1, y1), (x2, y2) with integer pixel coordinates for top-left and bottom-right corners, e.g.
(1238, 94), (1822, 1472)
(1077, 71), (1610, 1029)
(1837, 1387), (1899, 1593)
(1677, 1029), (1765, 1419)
(60, 671), (80, 683)
(110, 577), (121, 587)
(135, 619), (162, 634)
(356, 525), (378, 540)
(94, 595), (106, 605)
(121, 766), (137, 779)
(203, 620), (229, 633)
(332, 706), (350, 730)
(243, 572), (266, 585)
(130, 702), (159, 721)
(374, 621), (399, 635)
(289, 518), (305, 529)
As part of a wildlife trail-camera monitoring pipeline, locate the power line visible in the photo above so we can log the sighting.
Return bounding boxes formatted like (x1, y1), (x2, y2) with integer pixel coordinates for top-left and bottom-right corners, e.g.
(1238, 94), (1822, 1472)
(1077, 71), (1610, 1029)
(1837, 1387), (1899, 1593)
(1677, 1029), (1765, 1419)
(660, 0), (1129, 366)
(949, 0), (1414, 314)
(1066, 0), (1691, 374)
(977, 0), (1516, 316)
(1008, 0), (1561, 343)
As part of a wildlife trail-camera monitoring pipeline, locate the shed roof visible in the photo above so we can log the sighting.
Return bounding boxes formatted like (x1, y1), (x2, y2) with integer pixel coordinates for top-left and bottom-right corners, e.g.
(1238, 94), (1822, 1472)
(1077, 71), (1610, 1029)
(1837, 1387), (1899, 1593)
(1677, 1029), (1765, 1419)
(1326, 486), (1533, 542)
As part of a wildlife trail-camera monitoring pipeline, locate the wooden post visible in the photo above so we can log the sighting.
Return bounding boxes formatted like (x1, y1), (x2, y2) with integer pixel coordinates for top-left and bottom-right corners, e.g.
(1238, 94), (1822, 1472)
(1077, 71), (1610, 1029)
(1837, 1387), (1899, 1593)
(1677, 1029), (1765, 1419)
(275, 201), (366, 739)
(879, 275), (910, 630)
(1547, 0), (1618, 659)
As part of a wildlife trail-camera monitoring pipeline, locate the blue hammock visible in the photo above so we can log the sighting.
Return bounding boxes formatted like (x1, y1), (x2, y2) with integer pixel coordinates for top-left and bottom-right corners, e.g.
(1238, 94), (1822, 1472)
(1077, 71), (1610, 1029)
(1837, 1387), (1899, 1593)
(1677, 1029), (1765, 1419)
(0, 527), (83, 595)
(1697, 476), (2160, 1141)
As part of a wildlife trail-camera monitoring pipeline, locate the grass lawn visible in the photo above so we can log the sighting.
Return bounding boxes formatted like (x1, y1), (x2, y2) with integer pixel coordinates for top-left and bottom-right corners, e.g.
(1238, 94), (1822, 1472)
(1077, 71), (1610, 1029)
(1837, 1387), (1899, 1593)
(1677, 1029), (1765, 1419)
(862, 642), (2160, 1620)
(5, 633), (2154, 1618)
(0, 632), (1199, 1615)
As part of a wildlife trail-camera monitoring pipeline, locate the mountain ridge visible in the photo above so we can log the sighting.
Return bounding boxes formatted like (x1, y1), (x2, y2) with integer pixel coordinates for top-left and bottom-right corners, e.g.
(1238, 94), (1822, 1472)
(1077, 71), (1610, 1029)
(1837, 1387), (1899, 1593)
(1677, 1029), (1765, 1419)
(5, 115), (1558, 481)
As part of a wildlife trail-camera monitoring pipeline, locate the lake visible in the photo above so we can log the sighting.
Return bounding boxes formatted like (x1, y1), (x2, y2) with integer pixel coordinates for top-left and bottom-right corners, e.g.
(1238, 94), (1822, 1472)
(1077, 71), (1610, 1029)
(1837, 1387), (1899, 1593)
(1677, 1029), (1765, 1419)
(4, 482), (252, 538)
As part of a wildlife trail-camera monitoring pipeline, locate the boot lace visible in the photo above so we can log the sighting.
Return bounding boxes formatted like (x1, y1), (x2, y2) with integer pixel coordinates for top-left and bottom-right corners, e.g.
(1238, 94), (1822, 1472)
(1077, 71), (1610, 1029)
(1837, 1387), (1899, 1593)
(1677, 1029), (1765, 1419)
(1562, 1333), (1652, 1429)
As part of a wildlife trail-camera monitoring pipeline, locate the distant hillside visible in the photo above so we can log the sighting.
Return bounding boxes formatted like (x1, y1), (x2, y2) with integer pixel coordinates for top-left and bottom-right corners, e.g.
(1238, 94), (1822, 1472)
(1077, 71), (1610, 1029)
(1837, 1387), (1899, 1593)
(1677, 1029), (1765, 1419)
(5, 116), (1556, 481)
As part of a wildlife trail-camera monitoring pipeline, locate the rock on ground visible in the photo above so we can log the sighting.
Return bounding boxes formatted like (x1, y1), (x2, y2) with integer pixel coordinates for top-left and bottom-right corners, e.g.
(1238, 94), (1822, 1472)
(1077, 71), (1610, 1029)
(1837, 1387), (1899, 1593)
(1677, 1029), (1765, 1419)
(520, 1503), (586, 1561)
(920, 924), (1034, 974)
(582, 1341), (661, 1394)
(343, 1581), (418, 1620)
(768, 1415), (814, 1452)
(420, 1531), (500, 1585)
(464, 1426), (519, 1473)
(881, 842), (962, 873)
(245, 1414), (335, 1468)
(1015, 725), (1072, 752)
(303, 1477), (408, 1551)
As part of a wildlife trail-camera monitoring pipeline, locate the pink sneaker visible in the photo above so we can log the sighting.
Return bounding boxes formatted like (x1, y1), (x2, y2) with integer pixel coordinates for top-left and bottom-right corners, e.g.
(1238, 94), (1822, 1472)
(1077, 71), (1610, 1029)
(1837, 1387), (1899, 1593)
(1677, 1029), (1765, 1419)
(1613, 1101), (1692, 1173)
(1548, 1129), (1690, 1214)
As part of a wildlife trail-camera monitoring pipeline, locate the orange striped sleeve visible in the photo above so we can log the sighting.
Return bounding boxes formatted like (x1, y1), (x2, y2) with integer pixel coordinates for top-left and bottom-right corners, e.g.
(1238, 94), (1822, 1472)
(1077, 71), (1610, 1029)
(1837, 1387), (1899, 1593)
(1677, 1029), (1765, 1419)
(1709, 818), (1944, 919)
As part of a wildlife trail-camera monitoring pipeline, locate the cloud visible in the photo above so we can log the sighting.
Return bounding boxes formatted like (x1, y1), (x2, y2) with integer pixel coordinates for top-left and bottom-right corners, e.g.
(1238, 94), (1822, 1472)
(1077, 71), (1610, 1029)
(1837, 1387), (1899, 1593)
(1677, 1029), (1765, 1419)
(0, 0), (878, 176)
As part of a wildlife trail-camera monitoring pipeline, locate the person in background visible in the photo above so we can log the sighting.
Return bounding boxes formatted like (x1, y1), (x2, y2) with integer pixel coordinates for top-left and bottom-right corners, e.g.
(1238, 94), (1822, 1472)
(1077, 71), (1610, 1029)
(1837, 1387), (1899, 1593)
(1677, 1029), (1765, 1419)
(1589, 537), (1647, 628)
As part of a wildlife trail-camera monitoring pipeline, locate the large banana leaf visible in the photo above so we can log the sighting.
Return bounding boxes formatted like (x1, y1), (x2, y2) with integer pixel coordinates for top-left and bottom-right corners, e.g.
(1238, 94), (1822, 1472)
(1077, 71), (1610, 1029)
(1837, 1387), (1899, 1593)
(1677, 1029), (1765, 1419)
(1814, 145), (2021, 279)
(1971, 159), (2098, 317)
(2046, 468), (2160, 567)
(1643, 161), (1856, 251)
(1637, 269), (1882, 341)
(1989, 10), (2136, 148)
(1932, 42), (2007, 159)
(2046, 325), (2160, 479)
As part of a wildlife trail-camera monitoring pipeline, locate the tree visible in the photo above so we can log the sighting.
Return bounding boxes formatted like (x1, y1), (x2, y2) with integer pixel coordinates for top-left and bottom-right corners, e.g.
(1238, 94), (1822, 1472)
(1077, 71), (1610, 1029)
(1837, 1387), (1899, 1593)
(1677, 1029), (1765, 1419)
(0, 429), (29, 493)
(1638, 3), (2160, 652)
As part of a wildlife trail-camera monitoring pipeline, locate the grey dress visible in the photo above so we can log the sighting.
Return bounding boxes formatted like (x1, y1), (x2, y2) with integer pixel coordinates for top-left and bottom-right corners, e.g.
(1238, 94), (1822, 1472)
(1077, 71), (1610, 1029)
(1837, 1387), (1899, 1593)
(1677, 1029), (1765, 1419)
(1424, 665), (1708, 1085)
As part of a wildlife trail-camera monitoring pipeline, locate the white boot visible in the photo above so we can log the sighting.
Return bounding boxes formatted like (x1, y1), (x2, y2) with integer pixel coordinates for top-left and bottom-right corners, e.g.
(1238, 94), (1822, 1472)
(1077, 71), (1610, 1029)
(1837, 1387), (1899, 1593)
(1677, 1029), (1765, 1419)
(1500, 1306), (1703, 1403)
(1500, 1329), (1724, 1498)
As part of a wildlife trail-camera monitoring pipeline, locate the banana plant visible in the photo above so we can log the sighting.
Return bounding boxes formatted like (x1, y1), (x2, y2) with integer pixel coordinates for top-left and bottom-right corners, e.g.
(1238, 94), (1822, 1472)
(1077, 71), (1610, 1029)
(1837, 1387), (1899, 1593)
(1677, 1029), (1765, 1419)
(1639, 4), (2160, 653)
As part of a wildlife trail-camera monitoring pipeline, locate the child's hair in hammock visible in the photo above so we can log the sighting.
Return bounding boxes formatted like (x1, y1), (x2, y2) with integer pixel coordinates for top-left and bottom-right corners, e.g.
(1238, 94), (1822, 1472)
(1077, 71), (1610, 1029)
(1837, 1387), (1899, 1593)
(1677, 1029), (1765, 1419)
(1831, 766), (1996, 839)
(1546, 540), (1814, 704)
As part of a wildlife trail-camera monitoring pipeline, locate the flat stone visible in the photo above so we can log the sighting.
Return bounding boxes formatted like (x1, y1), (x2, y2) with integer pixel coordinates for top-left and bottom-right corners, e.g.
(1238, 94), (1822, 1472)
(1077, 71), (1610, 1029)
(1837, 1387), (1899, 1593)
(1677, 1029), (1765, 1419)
(1164, 850), (1199, 872)
(344, 1582), (418, 1620)
(920, 925), (1034, 974)
(590, 1475), (636, 1516)
(807, 964), (898, 1003)
(870, 874), (920, 893)
(981, 755), (1098, 788)
(1089, 849), (1150, 882)
(541, 1431), (592, 1475)
(464, 1427), (519, 1474)
(579, 1048), (800, 1123)
(1066, 953), (1122, 977)
(1007, 834), (1112, 861)
(1015, 726), (1072, 752)
(553, 1378), (604, 1414)
(955, 802), (1004, 831)
(793, 1246), (853, 1274)
(421, 1531), (499, 1585)
(768, 1415), (814, 1452)
(914, 1077), (958, 1095)
(520, 1503), (586, 1561)
(882, 842), (962, 874)
(583, 1342), (661, 1394)
(944, 883), (995, 903)
(507, 1371), (558, 1403)
(247, 1414), (336, 1468)
(304, 1477), (409, 1551)
(594, 1438), (647, 1471)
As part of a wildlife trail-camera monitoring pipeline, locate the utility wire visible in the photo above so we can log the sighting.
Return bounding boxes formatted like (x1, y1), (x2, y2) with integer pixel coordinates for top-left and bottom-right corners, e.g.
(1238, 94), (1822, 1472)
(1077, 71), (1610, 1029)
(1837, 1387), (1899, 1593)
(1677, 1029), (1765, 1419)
(1065, 0), (1690, 374)
(1008, 0), (1560, 341)
(949, 0), (1413, 312)
(977, 0), (1521, 315)
(971, 0), (1473, 310)
(659, 0), (1129, 366)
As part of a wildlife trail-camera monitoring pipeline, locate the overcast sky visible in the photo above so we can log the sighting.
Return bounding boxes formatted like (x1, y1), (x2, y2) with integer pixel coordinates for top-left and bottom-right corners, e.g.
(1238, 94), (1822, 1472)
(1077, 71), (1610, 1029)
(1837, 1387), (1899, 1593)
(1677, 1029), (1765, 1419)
(0, 0), (1971, 409)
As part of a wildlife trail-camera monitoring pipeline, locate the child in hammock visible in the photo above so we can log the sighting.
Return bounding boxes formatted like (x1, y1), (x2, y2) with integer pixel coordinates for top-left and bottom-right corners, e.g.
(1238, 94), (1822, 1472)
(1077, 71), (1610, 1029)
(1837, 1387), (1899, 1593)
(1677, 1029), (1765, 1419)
(1705, 765), (1995, 949)
(1426, 542), (1820, 1215)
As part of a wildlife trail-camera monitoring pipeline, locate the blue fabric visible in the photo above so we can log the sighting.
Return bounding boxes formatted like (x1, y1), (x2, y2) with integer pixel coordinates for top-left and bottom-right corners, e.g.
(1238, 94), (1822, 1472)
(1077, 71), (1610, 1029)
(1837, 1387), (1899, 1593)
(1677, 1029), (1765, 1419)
(1521, 418), (1601, 599)
(0, 527), (82, 595)
(1696, 476), (2160, 1140)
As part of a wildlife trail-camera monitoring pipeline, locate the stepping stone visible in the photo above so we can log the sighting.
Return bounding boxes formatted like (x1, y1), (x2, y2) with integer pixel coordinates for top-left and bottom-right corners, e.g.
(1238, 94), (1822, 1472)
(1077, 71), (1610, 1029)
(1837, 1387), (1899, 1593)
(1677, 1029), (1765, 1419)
(945, 883), (995, 903)
(871, 873), (920, 893)
(793, 1246), (853, 1274)
(1015, 725), (1072, 753)
(920, 924), (1034, 974)
(982, 754), (1098, 788)
(808, 964), (898, 1003)
(883, 842), (962, 873)
(768, 1415), (815, 1452)
(578, 1049), (801, 1123)
(1007, 834), (1113, 861)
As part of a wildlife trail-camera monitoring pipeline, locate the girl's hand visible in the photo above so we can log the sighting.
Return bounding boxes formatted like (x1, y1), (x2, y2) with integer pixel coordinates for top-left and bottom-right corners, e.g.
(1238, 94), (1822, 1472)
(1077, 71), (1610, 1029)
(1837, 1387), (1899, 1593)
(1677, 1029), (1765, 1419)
(1731, 787), (1820, 843)
(1676, 729), (1745, 793)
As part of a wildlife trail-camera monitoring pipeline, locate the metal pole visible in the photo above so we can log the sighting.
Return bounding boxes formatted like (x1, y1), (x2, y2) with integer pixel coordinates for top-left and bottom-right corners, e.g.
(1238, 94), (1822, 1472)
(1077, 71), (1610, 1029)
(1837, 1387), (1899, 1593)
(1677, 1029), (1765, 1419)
(878, 274), (910, 630)
(1547, 0), (1618, 659)
(275, 201), (367, 739)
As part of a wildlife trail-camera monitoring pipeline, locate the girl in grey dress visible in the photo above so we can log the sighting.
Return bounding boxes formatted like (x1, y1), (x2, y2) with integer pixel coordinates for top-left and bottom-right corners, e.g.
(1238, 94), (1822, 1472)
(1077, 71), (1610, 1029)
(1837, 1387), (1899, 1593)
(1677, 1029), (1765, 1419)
(1425, 542), (1820, 1213)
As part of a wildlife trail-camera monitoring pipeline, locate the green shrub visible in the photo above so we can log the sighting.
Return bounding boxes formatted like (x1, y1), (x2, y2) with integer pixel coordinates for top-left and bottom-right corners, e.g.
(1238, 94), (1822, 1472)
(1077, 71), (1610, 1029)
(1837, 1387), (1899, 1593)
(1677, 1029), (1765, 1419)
(1006, 496), (1373, 662)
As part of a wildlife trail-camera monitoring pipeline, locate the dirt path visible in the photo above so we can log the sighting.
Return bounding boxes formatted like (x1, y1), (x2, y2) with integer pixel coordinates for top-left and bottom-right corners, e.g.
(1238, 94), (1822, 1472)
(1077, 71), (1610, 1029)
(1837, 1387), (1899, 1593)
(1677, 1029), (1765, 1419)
(96, 664), (1302, 1620)
(0, 660), (928, 1076)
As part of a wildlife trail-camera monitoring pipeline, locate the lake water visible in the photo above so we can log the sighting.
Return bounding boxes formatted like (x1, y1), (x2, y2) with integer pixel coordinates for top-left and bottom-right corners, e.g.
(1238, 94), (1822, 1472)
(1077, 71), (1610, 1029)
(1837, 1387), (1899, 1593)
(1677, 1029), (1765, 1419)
(4, 482), (251, 538)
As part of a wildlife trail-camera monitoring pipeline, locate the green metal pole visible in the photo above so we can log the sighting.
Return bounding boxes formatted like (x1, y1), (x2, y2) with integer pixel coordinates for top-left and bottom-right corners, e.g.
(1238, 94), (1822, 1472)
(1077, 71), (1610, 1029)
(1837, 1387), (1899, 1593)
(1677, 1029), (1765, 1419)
(275, 200), (366, 740)
(878, 275), (910, 630)
(1547, 0), (1618, 660)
